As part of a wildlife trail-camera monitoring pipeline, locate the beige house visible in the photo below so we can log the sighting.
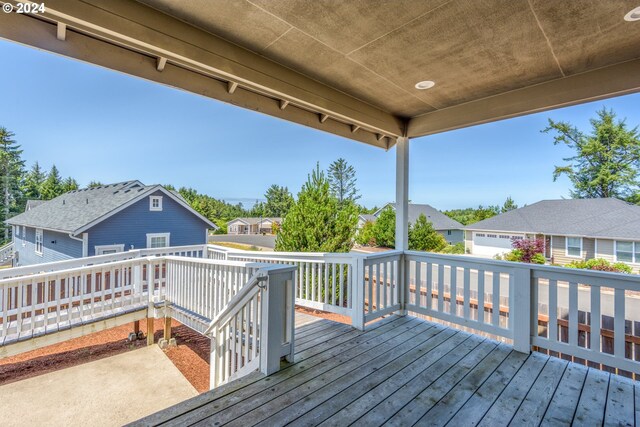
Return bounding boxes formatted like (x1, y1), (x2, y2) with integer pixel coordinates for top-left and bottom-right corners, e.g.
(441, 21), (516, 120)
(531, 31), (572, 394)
(227, 217), (282, 235)
(464, 199), (640, 271)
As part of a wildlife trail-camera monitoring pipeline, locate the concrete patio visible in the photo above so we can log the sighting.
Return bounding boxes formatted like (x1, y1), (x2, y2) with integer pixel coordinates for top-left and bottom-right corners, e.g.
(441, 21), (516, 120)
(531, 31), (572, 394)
(0, 346), (197, 427)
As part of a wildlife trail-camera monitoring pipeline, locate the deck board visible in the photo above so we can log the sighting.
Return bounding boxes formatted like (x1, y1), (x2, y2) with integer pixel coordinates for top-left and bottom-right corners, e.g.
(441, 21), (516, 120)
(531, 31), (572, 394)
(134, 314), (639, 427)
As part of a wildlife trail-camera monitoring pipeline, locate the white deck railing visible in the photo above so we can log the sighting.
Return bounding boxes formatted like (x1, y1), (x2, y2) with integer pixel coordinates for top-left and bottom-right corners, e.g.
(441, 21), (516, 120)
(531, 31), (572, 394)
(3, 244), (640, 379)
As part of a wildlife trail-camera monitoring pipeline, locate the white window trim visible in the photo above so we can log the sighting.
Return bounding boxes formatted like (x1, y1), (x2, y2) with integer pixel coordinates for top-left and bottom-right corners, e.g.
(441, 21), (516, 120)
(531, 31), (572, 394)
(95, 244), (125, 255)
(35, 228), (43, 256)
(22, 226), (26, 247)
(565, 236), (582, 258)
(15, 225), (19, 237)
(146, 232), (170, 249)
(614, 240), (638, 264)
(150, 196), (163, 211)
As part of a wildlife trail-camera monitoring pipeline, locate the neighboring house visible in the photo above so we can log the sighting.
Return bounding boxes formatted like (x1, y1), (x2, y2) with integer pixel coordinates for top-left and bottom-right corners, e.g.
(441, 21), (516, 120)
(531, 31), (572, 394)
(7, 181), (216, 266)
(357, 214), (376, 229)
(227, 217), (282, 235)
(464, 198), (640, 270)
(25, 199), (45, 211)
(373, 203), (464, 244)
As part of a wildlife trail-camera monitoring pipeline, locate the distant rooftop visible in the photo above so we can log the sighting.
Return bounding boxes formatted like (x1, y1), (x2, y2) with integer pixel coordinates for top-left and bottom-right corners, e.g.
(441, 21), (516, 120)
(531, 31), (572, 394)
(466, 198), (640, 240)
(376, 203), (463, 231)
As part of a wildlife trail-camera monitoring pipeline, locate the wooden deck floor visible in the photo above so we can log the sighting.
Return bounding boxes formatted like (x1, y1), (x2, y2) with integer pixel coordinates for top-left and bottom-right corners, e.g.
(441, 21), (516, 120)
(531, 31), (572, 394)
(134, 314), (638, 427)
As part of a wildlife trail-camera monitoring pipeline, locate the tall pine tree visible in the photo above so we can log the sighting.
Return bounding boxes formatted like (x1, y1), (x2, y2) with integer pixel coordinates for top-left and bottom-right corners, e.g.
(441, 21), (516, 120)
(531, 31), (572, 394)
(276, 164), (358, 252)
(24, 162), (46, 200)
(327, 158), (360, 204)
(40, 165), (64, 200)
(0, 128), (25, 242)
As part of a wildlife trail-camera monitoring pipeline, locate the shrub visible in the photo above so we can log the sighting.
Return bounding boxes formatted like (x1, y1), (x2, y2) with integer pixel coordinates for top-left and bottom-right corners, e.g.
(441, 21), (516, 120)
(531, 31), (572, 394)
(441, 242), (465, 254)
(355, 221), (376, 246)
(408, 214), (447, 252)
(511, 238), (545, 263)
(373, 206), (395, 248)
(566, 258), (633, 273)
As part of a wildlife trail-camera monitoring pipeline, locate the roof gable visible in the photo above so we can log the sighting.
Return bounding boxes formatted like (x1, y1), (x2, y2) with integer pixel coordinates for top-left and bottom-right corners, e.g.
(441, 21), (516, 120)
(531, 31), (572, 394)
(8, 181), (216, 234)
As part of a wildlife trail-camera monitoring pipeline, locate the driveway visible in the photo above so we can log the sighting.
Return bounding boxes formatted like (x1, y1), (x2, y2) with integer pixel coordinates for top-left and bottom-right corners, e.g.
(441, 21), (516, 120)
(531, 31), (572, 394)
(0, 346), (197, 426)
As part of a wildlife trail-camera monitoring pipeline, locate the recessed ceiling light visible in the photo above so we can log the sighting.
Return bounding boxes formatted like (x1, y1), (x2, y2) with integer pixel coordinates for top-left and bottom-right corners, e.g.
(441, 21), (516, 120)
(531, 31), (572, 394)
(415, 80), (435, 90)
(624, 6), (640, 21)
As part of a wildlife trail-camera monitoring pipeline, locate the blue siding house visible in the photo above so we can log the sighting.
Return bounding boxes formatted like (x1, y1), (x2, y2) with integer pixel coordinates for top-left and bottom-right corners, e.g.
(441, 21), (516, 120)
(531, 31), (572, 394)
(8, 181), (216, 266)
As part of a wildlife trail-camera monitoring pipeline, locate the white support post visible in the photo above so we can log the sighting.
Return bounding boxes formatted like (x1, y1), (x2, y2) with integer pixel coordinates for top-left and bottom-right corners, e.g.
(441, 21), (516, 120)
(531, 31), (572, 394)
(395, 136), (409, 315)
(260, 270), (294, 375)
(352, 255), (365, 330)
(512, 265), (532, 353)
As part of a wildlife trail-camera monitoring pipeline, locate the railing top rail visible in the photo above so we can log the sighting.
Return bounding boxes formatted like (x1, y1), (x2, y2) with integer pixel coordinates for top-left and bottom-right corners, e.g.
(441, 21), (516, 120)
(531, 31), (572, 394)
(0, 241), (13, 250)
(0, 257), (147, 285)
(360, 249), (403, 261)
(405, 249), (640, 283)
(162, 255), (271, 269)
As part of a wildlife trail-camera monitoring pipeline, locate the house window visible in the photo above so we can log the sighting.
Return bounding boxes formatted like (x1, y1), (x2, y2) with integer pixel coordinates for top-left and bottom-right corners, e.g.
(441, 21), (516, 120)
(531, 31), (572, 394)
(35, 228), (43, 256)
(150, 196), (163, 211)
(615, 241), (638, 263)
(566, 237), (582, 257)
(475, 233), (485, 237)
(146, 232), (170, 248)
(447, 230), (452, 235)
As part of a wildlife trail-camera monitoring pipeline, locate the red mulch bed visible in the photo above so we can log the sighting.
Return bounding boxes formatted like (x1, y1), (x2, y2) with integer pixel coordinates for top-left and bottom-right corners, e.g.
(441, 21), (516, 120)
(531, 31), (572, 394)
(0, 308), (344, 393)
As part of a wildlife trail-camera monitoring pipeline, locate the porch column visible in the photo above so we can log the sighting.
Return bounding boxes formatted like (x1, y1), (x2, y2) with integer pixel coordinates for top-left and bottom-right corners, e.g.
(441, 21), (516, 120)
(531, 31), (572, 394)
(395, 137), (409, 251)
(395, 137), (409, 316)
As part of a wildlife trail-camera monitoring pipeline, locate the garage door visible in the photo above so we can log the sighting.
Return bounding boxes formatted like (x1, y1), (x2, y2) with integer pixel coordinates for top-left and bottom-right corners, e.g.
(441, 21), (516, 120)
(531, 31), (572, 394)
(473, 232), (524, 257)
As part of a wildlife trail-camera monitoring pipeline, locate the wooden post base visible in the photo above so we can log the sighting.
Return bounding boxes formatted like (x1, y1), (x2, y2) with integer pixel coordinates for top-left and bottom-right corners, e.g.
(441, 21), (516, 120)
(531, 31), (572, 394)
(146, 317), (154, 346)
(163, 316), (171, 341)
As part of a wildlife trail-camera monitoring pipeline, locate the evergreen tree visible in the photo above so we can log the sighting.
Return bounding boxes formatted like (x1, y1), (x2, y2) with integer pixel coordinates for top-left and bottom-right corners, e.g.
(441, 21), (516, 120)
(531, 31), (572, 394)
(501, 196), (518, 213)
(264, 184), (294, 217)
(40, 165), (64, 199)
(87, 180), (104, 188)
(24, 162), (46, 200)
(408, 214), (447, 252)
(327, 158), (360, 204)
(0, 127), (25, 241)
(544, 108), (640, 199)
(61, 177), (79, 193)
(276, 164), (358, 252)
(373, 206), (396, 248)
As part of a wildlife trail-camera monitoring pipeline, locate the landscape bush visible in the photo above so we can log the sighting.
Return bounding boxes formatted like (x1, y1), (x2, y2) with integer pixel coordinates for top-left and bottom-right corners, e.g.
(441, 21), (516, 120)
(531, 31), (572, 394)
(566, 258), (633, 274)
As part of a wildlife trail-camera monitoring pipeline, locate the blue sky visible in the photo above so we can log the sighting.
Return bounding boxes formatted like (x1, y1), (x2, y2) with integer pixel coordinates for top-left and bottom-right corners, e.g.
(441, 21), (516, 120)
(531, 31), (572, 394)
(1, 39), (639, 211)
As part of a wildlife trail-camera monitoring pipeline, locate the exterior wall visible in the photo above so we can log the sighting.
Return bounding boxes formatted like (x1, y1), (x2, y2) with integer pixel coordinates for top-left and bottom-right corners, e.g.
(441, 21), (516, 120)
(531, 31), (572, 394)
(464, 230), (473, 254)
(86, 190), (209, 256)
(13, 226), (82, 266)
(595, 239), (615, 262)
(438, 229), (463, 245)
(551, 235), (593, 265)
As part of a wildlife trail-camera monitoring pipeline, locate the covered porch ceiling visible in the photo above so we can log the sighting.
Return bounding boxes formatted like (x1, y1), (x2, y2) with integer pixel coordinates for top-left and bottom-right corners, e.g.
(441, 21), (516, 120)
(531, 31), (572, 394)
(0, 0), (640, 149)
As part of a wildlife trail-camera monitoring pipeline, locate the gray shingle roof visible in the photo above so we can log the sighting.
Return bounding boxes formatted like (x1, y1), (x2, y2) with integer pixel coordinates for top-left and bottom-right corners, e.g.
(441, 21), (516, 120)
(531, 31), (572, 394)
(465, 198), (640, 240)
(24, 200), (45, 211)
(376, 203), (463, 230)
(359, 214), (377, 222)
(7, 181), (215, 233)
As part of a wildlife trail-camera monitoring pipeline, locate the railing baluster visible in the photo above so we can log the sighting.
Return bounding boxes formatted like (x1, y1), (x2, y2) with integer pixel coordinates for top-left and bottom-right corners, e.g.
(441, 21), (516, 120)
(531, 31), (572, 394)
(492, 271), (500, 327)
(478, 269), (485, 323)
(590, 285), (601, 353)
(437, 264), (444, 313)
(415, 260), (421, 309)
(615, 288), (625, 359)
(463, 268), (470, 320)
(450, 266), (457, 317)
(426, 262), (432, 311)
(549, 279), (558, 343)
(569, 281), (578, 348)
(324, 263), (329, 305)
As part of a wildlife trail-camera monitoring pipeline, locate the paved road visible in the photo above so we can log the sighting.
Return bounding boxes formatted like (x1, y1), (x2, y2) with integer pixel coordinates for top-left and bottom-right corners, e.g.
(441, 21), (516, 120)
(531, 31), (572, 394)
(209, 234), (276, 249)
